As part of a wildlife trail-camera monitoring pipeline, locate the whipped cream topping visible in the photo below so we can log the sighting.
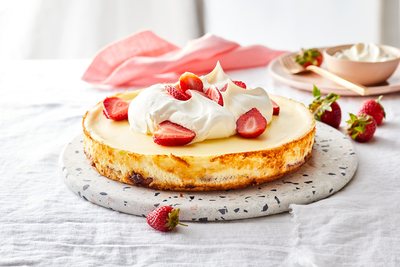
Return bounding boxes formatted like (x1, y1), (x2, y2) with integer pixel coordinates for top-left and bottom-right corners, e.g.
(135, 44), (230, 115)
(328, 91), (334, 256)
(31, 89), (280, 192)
(128, 84), (236, 143)
(333, 43), (396, 62)
(128, 62), (273, 144)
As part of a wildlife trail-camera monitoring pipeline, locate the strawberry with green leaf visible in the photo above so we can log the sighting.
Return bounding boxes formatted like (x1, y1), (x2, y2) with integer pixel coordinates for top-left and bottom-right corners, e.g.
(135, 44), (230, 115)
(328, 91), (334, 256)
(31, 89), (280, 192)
(147, 206), (187, 232)
(295, 48), (323, 68)
(309, 85), (342, 128)
(346, 113), (377, 142)
(357, 95), (386, 125)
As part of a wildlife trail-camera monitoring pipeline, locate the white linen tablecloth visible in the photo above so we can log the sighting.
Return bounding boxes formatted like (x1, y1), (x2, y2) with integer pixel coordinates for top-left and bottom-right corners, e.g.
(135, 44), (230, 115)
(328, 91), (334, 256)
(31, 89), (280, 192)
(0, 60), (399, 266)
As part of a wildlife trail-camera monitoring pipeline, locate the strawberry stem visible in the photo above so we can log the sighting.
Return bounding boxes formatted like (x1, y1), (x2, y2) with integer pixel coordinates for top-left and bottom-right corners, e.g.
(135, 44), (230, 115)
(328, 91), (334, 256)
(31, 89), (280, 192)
(309, 85), (340, 121)
(295, 48), (321, 66)
(312, 85), (321, 98)
(346, 113), (373, 140)
(164, 208), (187, 230)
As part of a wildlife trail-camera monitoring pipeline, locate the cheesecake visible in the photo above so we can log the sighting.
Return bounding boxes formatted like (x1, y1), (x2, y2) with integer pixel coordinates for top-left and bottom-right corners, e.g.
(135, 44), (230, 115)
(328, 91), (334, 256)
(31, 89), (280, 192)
(83, 63), (316, 191)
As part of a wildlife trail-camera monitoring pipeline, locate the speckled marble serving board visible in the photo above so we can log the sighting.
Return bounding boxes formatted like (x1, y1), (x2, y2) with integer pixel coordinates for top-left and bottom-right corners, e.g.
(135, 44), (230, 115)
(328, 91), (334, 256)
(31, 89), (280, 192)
(59, 122), (357, 221)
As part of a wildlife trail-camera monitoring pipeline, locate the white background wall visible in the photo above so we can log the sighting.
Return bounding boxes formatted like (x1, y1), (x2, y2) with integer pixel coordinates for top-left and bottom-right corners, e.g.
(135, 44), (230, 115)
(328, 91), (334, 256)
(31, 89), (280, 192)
(0, 0), (201, 59)
(0, 0), (398, 59)
(203, 0), (387, 51)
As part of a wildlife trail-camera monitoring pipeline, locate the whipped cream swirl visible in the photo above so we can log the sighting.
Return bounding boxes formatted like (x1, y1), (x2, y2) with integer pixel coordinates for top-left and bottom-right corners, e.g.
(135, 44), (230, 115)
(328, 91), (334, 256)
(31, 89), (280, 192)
(333, 43), (395, 62)
(128, 62), (273, 144)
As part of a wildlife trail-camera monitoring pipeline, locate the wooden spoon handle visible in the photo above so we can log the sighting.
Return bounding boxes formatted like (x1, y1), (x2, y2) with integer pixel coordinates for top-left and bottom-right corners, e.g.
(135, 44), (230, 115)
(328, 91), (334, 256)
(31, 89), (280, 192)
(307, 65), (370, 96)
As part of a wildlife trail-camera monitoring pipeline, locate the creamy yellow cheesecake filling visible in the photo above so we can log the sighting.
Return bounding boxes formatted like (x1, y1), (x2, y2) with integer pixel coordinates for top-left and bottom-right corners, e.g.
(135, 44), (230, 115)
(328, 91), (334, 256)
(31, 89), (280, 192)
(84, 91), (314, 157)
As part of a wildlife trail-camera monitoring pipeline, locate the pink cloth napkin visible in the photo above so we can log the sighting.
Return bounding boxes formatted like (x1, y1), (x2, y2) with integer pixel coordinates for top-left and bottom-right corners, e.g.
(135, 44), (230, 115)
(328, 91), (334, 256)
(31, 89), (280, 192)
(82, 30), (287, 88)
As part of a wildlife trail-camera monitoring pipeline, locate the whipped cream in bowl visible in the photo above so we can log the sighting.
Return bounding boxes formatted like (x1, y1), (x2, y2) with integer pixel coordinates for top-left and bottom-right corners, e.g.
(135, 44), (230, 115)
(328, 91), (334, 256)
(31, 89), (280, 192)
(332, 43), (395, 62)
(128, 62), (273, 145)
(324, 43), (400, 85)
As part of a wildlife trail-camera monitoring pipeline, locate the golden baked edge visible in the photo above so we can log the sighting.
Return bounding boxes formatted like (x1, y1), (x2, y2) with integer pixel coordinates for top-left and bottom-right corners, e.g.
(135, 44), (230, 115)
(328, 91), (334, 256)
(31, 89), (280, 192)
(82, 105), (316, 192)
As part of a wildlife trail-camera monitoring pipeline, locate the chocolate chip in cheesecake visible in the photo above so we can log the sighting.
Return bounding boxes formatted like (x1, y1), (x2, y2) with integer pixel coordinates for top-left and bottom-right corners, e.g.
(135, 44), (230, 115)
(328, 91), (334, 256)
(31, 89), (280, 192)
(129, 171), (153, 186)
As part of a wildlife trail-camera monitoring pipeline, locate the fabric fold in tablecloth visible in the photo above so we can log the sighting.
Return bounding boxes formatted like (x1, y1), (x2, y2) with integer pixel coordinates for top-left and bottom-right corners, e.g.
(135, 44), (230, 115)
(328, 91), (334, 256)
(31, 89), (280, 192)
(285, 149), (400, 267)
(287, 197), (400, 266)
(81, 30), (287, 87)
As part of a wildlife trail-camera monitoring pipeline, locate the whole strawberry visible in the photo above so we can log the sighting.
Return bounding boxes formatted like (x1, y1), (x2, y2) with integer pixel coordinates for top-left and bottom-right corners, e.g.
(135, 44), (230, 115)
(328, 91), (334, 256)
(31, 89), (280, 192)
(295, 48), (323, 68)
(357, 95), (385, 125)
(346, 113), (377, 142)
(147, 206), (187, 232)
(309, 85), (341, 128)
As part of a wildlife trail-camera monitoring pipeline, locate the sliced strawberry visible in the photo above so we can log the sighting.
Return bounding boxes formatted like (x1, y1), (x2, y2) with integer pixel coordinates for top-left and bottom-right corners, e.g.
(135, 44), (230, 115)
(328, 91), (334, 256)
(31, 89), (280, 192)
(102, 97), (130, 121)
(206, 85), (224, 106)
(165, 84), (190, 101)
(179, 72), (203, 92)
(271, 99), (280, 115)
(233, 81), (247, 89)
(220, 81), (247, 92)
(220, 84), (227, 92)
(186, 89), (211, 99)
(172, 82), (181, 90)
(236, 108), (267, 138)
(153, 121), (196, 146)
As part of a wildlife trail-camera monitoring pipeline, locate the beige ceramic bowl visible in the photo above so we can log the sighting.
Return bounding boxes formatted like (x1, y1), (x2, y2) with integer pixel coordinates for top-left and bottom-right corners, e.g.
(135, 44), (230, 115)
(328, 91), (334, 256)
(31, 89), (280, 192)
(324, 44), (400, 85)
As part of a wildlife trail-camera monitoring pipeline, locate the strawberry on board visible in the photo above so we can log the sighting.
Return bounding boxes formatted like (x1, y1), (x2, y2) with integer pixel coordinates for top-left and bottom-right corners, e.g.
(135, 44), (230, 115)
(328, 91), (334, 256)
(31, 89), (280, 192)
(295, 48), (323, 68)
(309, 85), (341, 129)
(357, 95), (386, 125)
(206, 85), (224, 106)
(147, 206), (187, 232)
(236, 108), (267, 138)
(346, 113), (377, 142)
(271, 99), (280, 115)
(153, 121), (196, 146)
(165, 84), (190, 101)
(221, 81), (247, 92)
(179, 72), (203, 92)
(102, 97), (130, 121)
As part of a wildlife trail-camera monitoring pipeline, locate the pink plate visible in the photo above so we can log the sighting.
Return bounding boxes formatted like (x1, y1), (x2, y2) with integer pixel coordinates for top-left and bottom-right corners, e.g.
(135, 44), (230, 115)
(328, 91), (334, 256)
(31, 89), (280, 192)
(268, 52), (400, 96)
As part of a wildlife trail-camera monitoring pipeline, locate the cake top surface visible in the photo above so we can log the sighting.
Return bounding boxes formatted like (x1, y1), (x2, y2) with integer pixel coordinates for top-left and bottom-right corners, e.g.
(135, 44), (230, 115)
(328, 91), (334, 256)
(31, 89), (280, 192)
(84, 92), (315, 156)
